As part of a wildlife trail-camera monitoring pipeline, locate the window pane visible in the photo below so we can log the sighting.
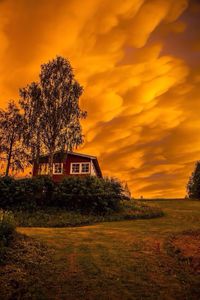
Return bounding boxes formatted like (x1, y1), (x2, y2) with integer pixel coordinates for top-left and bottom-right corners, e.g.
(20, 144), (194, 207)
(72, 163), (80, 173)
(82, 163), (89, 173)
(54, 163), (63, 174)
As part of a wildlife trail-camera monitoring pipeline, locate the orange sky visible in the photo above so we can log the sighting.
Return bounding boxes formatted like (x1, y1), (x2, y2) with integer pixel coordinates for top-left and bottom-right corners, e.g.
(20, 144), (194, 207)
(0, 0), (200, 198)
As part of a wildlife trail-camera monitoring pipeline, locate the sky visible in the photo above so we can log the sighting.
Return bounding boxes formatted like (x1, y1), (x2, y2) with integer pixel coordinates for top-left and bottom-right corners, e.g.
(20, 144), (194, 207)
(0, 0), (200, 198)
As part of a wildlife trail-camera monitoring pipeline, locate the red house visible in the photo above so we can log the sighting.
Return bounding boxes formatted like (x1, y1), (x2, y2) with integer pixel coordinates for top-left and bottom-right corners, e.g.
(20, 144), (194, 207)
(31, 151), (102, 182)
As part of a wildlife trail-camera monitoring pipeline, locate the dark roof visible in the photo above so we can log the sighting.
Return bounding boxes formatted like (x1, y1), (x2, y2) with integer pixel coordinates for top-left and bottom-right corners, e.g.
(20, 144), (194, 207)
(31, 151), (102, 177)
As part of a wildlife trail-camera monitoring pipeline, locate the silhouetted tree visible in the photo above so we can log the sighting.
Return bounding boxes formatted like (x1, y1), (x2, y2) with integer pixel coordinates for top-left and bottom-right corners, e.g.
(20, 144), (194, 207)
(0, 101), (29, 176)
(19, 56), (86, 176)
(19, 82), (43, 165)
(187, 161), (200, 199)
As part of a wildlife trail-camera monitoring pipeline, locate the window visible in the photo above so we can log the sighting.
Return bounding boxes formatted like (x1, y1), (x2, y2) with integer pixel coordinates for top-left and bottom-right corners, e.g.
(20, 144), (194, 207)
(71, 163), (80, 174)
(53, 163), (63, 174)
(81, 163), (90, 173)
(39, 163), (48, 175)
(70, 162), (90, 174)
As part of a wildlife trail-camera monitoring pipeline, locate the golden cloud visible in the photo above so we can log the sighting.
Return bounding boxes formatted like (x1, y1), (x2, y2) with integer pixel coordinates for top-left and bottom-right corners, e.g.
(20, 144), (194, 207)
(1, 0), (200, 197)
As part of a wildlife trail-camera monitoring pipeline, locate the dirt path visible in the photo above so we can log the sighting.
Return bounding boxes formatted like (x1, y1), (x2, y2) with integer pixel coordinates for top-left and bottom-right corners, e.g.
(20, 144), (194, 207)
(18, 200), (200, 300)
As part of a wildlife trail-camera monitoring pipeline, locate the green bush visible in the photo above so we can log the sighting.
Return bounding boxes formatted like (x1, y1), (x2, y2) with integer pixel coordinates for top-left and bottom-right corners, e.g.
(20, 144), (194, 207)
(14, 176), (55, 209)
(0, 210), (15, 245)
(0, 210), (16, 262)
(52, 176), (124, 213)
(0, 176), (16, 208)
(0, 176), (125, 214)
(0, 176), (55, 209)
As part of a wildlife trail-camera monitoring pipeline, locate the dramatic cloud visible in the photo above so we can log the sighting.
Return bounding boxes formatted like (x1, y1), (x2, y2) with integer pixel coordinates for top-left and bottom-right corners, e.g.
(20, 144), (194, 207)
(0, 0), (200, 197)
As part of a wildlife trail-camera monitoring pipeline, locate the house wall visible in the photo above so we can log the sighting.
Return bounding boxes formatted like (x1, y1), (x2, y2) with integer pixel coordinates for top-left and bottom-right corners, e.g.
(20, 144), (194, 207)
(91, 160), (97, 176)
(32, 154), (94, 182)
(65, 154), (91, 175)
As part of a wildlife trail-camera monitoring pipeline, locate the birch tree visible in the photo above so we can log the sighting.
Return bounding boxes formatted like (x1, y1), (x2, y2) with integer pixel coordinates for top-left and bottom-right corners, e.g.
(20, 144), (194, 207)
(39, 56), (86, 175)
(19, 56), (87, 176)
(19, 82), (43, 165)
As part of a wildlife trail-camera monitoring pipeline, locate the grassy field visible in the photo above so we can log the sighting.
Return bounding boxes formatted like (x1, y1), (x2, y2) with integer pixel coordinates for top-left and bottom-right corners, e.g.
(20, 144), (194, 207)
(5, 200), (200, 299)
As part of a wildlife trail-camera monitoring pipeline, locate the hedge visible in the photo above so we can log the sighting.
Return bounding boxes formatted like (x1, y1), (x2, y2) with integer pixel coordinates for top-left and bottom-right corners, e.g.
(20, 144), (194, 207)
(0, 176), (127, 214)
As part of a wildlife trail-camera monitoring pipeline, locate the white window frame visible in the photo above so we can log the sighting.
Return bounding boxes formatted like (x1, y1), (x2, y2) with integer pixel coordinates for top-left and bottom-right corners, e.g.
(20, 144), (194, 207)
(53, 163), (63, 175)
(71, 163), (80, 174)
(81, 162), (90, 174)
(70, 162), (90, 174)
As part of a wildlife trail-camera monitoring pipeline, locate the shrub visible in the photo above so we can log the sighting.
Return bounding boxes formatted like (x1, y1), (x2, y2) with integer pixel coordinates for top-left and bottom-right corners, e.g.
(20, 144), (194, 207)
(0, 176), (16, 208)
(0, 210), (15, 244)
(13, 176), (55, 209)
(0, 210), (15, 262)
(0, 176), (55, 209)
(52, 176), (125, 214)
(0, 175), (126, 214)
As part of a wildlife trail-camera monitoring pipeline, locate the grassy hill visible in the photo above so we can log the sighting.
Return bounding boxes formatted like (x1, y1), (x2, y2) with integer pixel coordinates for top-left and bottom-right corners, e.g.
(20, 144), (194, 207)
(1, 200), (200, 299)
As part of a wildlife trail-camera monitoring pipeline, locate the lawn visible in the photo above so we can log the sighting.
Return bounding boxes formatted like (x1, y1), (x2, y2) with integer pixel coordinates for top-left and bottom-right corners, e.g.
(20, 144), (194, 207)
(2, 200), (200, 299)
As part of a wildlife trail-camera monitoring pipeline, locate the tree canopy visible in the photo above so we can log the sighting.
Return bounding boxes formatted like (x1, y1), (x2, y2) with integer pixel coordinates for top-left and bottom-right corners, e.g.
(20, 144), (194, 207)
(19, 56), (87, 175)
(0, 101), (29, 176)
(187, 161), (200, 199)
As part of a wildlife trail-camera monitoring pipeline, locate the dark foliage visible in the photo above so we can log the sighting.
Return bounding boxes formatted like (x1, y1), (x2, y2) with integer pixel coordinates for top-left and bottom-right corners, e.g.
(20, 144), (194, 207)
(0, 211), (15, 244)
(52, 176), (124, 213)
(187, 161), (200, 199)
(0, 176), (125, 214)
(0, 101), (29, 176)
(0, 210), (15, 262)
(0, 176), (54, 210)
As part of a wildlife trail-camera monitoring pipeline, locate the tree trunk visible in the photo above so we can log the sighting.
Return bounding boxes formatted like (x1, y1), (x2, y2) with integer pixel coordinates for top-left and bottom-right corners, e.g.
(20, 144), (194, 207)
(36, 129), (41, 164)
(5, 138), (14, 176)
(48, 149), (54, 177)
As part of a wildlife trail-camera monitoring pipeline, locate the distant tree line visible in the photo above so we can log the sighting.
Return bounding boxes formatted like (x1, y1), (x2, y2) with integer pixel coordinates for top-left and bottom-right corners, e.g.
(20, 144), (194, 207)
(0, 56), (86, 176)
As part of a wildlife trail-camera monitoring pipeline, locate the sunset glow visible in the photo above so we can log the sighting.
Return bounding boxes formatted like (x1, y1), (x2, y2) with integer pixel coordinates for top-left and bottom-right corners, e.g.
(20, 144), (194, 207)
(0, 0), (200, 197)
